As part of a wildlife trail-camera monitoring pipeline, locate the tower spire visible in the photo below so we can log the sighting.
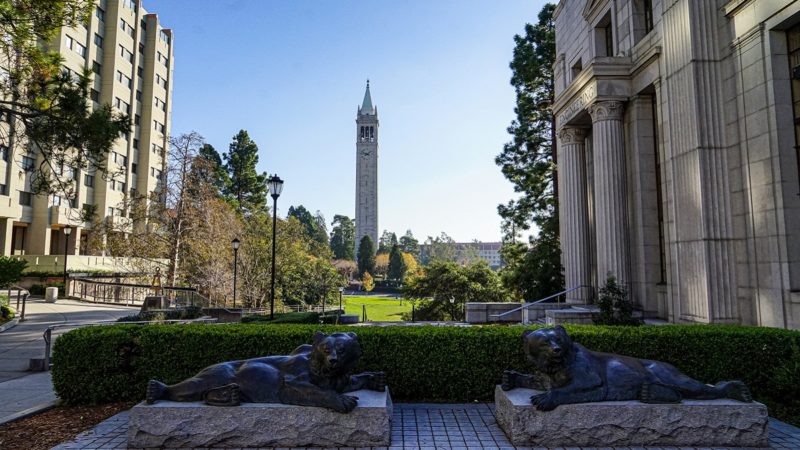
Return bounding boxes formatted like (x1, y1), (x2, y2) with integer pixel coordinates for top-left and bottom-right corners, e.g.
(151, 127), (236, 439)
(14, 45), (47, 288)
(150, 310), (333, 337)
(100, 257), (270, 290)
(360, 79), (374, 115)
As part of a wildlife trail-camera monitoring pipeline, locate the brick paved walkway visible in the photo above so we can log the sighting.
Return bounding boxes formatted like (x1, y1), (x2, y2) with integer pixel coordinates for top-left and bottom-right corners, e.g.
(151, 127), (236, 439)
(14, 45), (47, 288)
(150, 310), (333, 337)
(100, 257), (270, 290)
(53, 403), (799, 450)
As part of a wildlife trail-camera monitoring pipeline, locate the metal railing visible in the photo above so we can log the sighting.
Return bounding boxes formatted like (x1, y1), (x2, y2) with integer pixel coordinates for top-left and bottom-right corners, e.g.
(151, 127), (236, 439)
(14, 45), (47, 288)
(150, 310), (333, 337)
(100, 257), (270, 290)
(491, 285), (591, 320)
(33, 317), (218, 371)
(2, 287), (30, 321)
(69, 277), (216, 308)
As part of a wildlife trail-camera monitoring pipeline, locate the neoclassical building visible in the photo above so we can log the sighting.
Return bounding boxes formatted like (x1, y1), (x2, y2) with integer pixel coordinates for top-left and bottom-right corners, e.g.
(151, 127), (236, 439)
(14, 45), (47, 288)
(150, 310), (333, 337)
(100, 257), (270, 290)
(553, 0), (800, 329)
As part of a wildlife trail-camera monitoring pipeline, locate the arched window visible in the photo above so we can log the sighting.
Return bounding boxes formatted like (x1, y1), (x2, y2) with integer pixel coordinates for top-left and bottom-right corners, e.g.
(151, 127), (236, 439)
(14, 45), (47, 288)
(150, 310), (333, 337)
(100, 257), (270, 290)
(370, 126), (374, 140)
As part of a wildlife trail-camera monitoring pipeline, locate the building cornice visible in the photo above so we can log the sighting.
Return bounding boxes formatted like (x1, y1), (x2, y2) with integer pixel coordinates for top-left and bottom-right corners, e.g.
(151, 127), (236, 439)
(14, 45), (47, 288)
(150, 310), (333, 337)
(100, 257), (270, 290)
(723, 0), (756, 17)
(583, 0), (611, 23)
(553, 1), (565, 20)
(552, 57), (632, 128)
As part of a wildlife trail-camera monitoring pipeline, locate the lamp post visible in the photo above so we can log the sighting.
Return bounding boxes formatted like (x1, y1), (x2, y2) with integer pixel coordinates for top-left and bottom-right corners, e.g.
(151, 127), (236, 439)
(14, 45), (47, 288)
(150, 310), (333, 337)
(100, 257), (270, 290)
(63, 226), (72, 295)
(338, 286), (345, 314)
(267, 174), (284, 320)
(231, 238), (240, 308)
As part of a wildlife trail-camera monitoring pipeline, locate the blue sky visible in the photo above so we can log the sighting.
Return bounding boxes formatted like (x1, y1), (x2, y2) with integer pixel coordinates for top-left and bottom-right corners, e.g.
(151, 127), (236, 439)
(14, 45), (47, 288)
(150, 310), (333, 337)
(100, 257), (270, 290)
(148, 0), (547, 243)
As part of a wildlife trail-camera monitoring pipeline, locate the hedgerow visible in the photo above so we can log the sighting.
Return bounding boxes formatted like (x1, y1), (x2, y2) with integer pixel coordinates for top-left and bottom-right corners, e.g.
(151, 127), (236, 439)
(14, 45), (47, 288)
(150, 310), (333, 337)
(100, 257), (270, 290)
(51, 324), (800, 425)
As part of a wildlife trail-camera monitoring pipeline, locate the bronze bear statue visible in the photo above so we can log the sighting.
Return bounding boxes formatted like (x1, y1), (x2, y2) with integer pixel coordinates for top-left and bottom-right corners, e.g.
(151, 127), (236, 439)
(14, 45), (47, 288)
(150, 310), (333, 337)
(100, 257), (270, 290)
(502, 326), (752, 411)
(146, 331), (385, 413)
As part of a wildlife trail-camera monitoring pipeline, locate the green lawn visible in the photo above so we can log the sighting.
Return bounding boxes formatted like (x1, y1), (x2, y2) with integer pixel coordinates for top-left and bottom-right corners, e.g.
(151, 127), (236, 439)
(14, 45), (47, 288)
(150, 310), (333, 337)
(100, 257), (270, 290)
(341, 295), (411, 322)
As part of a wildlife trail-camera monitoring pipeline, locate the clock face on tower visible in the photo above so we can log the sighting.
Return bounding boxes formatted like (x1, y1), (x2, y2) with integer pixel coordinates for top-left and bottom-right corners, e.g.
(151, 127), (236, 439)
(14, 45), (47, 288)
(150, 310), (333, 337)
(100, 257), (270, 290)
(360, 149), (371, 157)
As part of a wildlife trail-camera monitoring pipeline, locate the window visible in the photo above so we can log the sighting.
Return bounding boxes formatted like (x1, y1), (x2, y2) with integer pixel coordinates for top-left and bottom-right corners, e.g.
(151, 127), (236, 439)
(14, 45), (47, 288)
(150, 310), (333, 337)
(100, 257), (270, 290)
(116, 70), (132, 88)
(52, 195), (61, 207)
(155, 97), (166, 111)
(0, 184), (6, 195)
(138, 42), (144, 54)
(21, 156), (35, 171)
(571, 58), (583, 81)
(141, 19), (147, 30)
(156, 74), (168, 88)
(94, 33), (103, 48)
(95, 6), (105, 21)
(92, 61), (102, 74)
(75, 42), (86, 58)
(120, 18), (134, 37)
(136, 90), (142, 101)
(595, 12), (614, 57)
(643, 0), (653, 34)
(159, 30), (170, 44)
(19, 191), (32, 206)
(90, 89), (99, 102)
(123, 0), (137, 12)
(789, 23), (800, 192)
(0, 145), (8, 161)
(84, 174), (94, 187)
(134, 114), (140, 125)
(65, 35), (74, 50)
(152, 143), (163, 154)
(137, 66), (143, 77)
(132, 163), (137, 174)
(133, 139), (139, 150)
(157, 51), (169, 67)
(154, 120), (164, 133)
(119, 45), (133, 63)
(107, 207), (114, 217)
(604, 23), (613, 56)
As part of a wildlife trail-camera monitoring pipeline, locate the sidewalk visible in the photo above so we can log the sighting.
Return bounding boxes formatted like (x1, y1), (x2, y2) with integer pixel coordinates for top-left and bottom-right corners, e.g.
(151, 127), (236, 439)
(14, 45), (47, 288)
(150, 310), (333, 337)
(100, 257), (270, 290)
(0, 298), (136, 424)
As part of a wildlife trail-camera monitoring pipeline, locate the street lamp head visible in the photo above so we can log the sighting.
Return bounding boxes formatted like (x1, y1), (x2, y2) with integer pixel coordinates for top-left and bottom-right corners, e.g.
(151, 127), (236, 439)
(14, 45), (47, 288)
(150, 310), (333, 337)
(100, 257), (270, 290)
(339, 287), (345, 292)
(268, 174), (284, 199)
(232, 238), (240, 250)
(64, 226), (72, 236)
(449, 296), (455, 304)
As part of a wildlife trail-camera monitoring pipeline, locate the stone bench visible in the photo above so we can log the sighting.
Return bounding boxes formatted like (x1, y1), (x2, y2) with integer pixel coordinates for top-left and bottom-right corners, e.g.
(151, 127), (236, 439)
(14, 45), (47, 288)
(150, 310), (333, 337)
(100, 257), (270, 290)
(128, 389), (392, 448)
(495, 386), (769, 448)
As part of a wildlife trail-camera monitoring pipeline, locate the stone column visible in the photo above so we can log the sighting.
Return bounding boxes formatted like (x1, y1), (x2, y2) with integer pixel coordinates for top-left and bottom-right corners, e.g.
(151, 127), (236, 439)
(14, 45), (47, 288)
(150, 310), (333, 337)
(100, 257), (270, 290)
(589, 100), (631, 288)
(557, 126), (592, 303)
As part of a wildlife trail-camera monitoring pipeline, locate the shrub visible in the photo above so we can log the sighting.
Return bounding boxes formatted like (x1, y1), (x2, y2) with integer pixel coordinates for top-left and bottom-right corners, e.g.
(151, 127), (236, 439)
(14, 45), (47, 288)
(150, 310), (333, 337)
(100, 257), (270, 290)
(117, 306), (203, 322)
(29, 282), (65, 296)
(241, 311), (340, 324)
(51, 324), (800, 425)
(0, 256), (27, 288)
(595, 274), (639, 326)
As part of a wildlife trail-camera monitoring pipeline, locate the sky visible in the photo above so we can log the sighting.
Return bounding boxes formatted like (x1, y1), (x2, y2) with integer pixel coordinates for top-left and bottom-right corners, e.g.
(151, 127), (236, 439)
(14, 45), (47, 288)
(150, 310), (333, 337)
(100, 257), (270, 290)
(147, 0), (548, 243)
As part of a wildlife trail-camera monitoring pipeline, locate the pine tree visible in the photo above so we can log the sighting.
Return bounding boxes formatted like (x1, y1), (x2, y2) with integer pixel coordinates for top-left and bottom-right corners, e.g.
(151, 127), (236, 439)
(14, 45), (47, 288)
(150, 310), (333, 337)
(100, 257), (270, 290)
(399, 230), (420, 257)
(223, 130), (267, 214)
(357, 235), (376, 277)
(197, 143), (229, 195)
(388, 244), (407, 281)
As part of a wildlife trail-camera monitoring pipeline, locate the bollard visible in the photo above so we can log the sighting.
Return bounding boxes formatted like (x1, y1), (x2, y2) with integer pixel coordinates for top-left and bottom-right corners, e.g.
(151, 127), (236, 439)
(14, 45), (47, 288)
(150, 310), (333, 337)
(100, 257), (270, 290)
(21, 293), (28, 321)
(412, 304), (415, 322)
(362, 304), (367, 322)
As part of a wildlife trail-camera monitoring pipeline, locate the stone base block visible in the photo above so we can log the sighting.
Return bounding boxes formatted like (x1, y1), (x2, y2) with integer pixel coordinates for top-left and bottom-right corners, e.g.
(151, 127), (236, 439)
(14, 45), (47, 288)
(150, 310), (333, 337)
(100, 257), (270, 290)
(128, 389), (392, 449)
(495, 386), (768, 447)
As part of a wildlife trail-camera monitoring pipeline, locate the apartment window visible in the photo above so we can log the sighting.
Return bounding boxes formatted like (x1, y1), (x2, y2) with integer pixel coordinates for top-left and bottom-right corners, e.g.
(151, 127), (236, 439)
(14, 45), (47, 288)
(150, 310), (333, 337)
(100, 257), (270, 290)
(155, 97), (166, 111)
(159, 30), (170, 44)
(84, 174), (94, 187)
(134, 114), (141, 125)
(94, 33), (103, 48)
(137, 66), (143, 77)
(136, 90), (142, 101)
(152, 143), (163, 154)
(123, 0), (137, 12)
(52, 195), (61, 207)
(95, 6), (105, 21)
(0, 145), (8, 161)
(116, 70), (132, 88)
(21, 156), (35, 171)
(120, 18), (134, 37)
(119, 45), (133, 63)
(154, 120), (164, 133)
(107, 207), (114, 217)
(90, 89), (99, 102)
(133, 138), (139, 150)
(92, 61), (102, 74)
(157, 51), (169, 67)
(156, 74), (168, 89)
(75, 42), (86, 58)
(19, 191), (32, 206)
(138, 42), (144, 54)
(131, 163), (137, 174)
(789, 23), (800, 191)
(141, 19), (147, 30)
(0, 184), (6, 195)
(65, 35), (74, 50)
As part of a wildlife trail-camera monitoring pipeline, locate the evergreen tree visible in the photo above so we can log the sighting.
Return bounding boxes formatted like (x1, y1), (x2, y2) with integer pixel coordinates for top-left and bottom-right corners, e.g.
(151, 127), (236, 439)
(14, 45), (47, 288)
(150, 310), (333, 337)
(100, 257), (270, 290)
(197, 143), (229, 195)
(357, 235), (376, 277)
(330, 215), (356, 260)
(287, 205), (329, 250)
(399, 229), (420, 257)
(388, 244), (407, 281)
(223, 130), (267, 213)
(495, 3), (564, 300)
(377, 230), (397, 254)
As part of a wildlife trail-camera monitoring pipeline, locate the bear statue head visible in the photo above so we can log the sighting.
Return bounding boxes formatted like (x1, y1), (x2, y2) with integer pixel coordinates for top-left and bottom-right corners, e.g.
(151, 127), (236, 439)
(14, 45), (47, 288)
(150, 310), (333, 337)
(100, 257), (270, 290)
(522, 325), (575, 373)
(310, 331), (363, 377)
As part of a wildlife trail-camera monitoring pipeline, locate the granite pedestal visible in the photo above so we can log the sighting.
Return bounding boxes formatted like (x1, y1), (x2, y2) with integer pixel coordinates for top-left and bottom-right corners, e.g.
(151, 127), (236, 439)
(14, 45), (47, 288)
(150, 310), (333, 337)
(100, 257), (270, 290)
(495, 386), (769, 447)
(128, 389), (392, 449)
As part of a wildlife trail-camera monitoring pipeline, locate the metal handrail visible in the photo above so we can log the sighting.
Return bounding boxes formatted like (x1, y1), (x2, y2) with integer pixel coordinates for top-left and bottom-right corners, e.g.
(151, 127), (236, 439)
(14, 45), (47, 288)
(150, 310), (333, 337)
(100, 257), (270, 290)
(491, 285), (590, 318)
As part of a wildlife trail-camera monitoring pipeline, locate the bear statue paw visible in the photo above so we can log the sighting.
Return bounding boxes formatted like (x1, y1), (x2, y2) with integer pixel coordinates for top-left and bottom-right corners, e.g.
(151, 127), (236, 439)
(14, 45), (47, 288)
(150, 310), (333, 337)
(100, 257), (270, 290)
(530, 391), (557, 411)
(203, 383), (241, 407)
(719, 380), (752, 402)
(367, 372), (387, 392)
(334, 394), (359, 413)
(146, 380), (167, 404)
(501, 370), (518, 391)
(640, 383), (682, 404)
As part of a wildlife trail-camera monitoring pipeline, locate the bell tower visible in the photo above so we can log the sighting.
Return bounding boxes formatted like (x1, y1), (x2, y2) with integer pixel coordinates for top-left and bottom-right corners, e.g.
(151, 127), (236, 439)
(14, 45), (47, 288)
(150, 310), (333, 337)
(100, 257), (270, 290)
(355, 80), (379, 256)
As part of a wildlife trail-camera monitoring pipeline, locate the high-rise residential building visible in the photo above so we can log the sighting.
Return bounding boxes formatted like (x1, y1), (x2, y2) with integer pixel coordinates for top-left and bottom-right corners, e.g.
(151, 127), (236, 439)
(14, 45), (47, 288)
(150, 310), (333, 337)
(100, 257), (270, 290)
(552, 0), (800, 329)
(355, 80), (379, 255)
(0, 0), (173, 259)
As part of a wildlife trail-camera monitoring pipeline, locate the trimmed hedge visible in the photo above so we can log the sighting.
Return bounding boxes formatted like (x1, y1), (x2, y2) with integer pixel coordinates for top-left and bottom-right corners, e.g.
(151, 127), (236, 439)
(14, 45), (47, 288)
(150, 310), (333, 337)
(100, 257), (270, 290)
(241, 311), (340, 324)
(52, 324), (800, 425)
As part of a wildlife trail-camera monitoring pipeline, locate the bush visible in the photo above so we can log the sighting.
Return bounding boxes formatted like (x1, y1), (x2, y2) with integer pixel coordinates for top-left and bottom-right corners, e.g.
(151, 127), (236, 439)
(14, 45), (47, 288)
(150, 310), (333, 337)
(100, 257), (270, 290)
(241, 311), (340, 324)
(29, 282), (65, 296)
(51, 324), (800, 425)
(595, 275), (640, 326)
(117, 306), (203, 322)
(0, 256), (27, 288)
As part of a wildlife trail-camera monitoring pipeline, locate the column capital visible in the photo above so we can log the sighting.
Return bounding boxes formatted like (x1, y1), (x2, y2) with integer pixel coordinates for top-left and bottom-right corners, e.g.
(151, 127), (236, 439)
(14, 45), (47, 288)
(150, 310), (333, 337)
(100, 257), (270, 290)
(557, 126), (588, 144)
(589, 100), (625, 122)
